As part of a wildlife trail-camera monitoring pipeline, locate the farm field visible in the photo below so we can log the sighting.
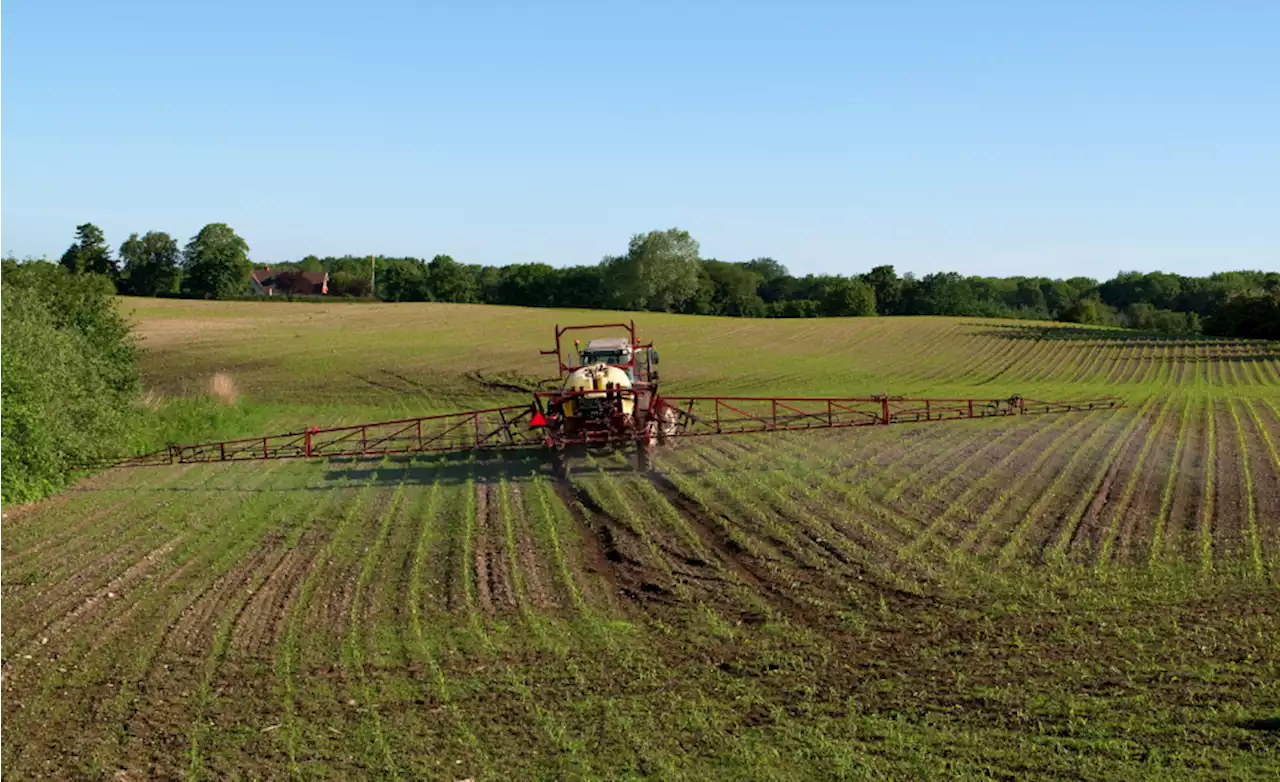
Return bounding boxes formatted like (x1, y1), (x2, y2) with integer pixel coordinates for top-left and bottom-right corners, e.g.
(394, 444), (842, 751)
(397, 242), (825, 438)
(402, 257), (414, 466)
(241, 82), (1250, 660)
(4, 298), (1280, 780)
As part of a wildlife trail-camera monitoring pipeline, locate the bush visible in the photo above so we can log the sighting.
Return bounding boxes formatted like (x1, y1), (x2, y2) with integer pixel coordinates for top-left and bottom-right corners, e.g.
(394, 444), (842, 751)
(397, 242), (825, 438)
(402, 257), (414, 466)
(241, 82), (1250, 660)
(1, 261), (141, 504)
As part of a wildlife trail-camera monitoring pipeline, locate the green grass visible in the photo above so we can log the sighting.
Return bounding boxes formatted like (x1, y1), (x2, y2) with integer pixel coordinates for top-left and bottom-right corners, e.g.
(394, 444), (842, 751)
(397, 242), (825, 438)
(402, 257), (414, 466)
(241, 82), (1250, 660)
(2, 299), (1279, 780)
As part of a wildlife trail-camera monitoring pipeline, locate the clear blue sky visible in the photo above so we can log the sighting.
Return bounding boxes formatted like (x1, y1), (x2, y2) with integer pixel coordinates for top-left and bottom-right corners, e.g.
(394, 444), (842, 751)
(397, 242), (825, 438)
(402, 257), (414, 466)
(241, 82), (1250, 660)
(4, 1), (1277, 279)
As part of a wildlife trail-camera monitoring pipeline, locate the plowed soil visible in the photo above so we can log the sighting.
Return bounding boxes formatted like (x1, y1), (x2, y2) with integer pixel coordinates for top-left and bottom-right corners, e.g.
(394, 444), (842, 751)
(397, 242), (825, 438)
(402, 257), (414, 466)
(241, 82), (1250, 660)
(6, 306), (1280, 779)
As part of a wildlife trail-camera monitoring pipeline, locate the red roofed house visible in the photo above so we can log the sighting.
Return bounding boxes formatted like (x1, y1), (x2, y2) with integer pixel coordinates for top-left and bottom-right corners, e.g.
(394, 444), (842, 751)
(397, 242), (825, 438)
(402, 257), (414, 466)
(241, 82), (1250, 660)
(250, 267), (329, 297)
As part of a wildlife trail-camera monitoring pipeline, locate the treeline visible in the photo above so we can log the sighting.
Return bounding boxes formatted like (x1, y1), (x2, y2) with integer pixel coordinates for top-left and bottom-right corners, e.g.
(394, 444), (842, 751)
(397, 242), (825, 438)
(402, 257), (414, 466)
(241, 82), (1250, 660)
(54, 221), (253, 299)
(284, 229), (1279, 339)
(26, 223), (1280, 340)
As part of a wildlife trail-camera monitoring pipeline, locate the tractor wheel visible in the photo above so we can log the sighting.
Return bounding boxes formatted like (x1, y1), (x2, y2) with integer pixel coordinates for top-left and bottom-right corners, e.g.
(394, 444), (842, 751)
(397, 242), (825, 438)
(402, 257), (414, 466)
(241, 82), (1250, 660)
(551, 447), (568, 479)
(637, 440), (655, 473)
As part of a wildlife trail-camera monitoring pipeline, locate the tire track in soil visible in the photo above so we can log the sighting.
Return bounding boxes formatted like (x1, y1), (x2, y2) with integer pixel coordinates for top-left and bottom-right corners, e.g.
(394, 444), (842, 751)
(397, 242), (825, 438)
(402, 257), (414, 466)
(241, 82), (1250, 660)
(641, 471), (817, 624)
(527, 476), (600, 610)
(552, 477), (674, 606)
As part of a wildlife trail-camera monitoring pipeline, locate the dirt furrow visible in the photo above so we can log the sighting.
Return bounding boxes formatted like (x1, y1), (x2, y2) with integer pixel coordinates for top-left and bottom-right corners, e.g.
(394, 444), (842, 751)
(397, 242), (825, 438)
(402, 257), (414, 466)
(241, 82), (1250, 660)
(1211, 401), (1249, 568)
(229, 531), (326, 658)
(1097, 398), (1178, 566)
(1111, 401), (1177, 565)
(1, 535), (181, 684)
(1162, 398), (1210, 564)
(1062, 403), (1158, 561)
(169, 540), (286, 654)
(1242, 399), (1280, 574)
(480, 481), (518, 613)
(506, 484), (558, 610)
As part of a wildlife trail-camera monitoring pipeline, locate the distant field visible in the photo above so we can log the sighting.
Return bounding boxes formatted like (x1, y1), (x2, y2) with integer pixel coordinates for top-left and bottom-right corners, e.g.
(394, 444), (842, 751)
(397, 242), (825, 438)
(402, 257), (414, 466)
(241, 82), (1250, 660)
(3, 298), (1278, 779)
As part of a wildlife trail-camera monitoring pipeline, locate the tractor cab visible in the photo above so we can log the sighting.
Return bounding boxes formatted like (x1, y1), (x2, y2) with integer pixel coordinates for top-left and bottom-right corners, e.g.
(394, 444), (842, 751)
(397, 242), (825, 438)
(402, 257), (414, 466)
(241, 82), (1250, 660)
(577, 338), (632, 373)
(542, 320), (660, 387)
(575, 337), (659, 383)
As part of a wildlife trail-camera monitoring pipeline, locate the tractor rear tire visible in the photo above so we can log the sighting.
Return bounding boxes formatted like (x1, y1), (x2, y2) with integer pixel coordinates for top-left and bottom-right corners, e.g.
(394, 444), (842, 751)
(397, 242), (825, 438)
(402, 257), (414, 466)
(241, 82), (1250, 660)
(637, 441), (655, 473)
(551, 448), (568, 479)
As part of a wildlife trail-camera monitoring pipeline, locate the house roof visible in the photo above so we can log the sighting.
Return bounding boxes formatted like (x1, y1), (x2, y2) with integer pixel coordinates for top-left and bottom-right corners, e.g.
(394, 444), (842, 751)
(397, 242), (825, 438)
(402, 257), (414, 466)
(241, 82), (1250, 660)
(252, 269), (328, 294)
(252, 269), (328, 285)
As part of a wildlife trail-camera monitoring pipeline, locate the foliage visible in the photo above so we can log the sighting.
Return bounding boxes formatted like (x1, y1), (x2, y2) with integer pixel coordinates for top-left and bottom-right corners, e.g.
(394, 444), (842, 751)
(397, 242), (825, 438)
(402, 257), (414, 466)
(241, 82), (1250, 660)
(40, 220), (1278, 338)
(59, 222), (117, 278)
(181, 223), (251, 299)
(1, 261), (140, 503)
(119, 231), (181, 296)
(603, 228), (703, 312)
(426, 254), (479, 303)
(1207, 290), (1280, 340)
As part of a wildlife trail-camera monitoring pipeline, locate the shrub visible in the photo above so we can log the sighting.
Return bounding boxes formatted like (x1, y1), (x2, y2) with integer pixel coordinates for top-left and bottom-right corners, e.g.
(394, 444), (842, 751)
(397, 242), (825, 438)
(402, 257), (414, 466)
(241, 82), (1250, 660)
(1, 261), (141, 504)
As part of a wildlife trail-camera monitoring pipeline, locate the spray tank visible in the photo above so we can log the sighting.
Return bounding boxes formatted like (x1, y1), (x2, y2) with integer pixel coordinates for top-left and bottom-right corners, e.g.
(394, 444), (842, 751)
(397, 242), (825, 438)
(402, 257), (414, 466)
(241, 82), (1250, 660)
(560, 363), (635, 419)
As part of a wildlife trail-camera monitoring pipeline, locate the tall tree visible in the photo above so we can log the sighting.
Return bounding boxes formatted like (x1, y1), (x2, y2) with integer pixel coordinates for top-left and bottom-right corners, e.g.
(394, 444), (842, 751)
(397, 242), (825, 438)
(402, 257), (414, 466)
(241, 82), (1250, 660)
(862, 265), (903, 315)
(119, 231), (180, 296)
(604, 228), (702, 312)
(59, 223), (117, 277)
(425, 254), (478, 303)
(181, 223), (251, 299)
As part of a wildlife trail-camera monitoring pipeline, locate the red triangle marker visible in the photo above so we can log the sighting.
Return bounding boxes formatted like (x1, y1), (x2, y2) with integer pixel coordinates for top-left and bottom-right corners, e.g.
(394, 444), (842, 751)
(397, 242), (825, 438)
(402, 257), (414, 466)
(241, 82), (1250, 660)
(529, 410), (548, 427)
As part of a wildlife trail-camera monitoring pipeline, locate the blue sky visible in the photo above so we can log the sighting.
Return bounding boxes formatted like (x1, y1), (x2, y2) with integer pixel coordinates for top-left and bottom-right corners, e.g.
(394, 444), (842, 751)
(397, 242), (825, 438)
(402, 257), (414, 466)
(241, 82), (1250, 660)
(4, 1), (1277, 279)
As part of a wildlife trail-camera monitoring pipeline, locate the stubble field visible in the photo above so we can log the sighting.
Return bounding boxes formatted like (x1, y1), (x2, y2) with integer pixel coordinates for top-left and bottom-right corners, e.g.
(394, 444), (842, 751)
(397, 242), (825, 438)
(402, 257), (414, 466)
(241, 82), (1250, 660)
(3, 299), (1279, 780)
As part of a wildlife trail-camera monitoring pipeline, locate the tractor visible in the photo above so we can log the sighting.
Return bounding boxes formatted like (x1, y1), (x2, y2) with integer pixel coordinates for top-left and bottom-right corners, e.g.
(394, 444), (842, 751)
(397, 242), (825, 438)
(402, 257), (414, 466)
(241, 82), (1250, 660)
(77, 320), (1124, 474)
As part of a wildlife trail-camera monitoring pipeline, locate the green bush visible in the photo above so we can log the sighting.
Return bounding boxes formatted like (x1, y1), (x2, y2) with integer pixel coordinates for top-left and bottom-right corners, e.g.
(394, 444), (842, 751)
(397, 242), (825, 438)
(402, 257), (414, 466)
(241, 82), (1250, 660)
(2, 261), (141, 504)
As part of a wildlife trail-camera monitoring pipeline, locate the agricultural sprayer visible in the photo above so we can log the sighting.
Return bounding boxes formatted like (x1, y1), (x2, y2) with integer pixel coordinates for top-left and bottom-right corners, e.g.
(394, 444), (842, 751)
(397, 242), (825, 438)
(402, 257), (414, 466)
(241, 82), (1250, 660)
(79, 321), (1124, 474)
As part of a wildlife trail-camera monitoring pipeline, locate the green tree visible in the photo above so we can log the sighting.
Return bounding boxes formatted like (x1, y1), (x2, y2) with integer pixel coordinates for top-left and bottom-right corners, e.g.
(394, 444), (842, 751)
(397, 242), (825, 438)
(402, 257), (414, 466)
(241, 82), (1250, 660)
(425, 254), (478, 302)
(699, 261), (766, 316)
(59, 223), (117, 277)
(862, 265), (903, 315)
(181, 223), (251, 299)
(377, 259), (428, 301)
(1013, 279), (1047, 313)
(119, 231), (180, 296)
(814, 276), (876, 316)
(743, 257), (788, 284)
(2, 260), (141, 503)
(604, 228), (702, 312)
(496, 263), (557, 307)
